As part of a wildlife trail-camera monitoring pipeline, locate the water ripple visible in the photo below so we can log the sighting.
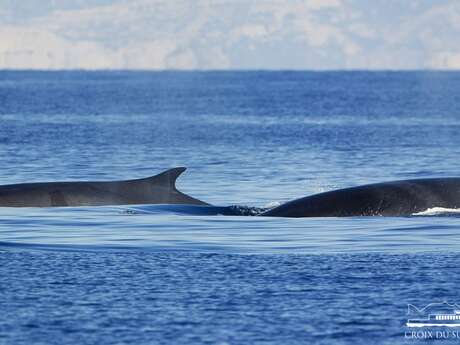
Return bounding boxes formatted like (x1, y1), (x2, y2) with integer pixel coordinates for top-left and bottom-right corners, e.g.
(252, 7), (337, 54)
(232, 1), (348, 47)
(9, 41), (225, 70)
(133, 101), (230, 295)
(1, 206), (460, 254)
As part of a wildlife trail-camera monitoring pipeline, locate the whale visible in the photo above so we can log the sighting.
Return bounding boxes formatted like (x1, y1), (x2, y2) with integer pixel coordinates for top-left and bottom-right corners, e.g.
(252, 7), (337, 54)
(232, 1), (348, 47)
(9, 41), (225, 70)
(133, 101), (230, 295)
(260, 178), (460, 217)
(1, 168), (459, 216)
(0, 167), (207, 207)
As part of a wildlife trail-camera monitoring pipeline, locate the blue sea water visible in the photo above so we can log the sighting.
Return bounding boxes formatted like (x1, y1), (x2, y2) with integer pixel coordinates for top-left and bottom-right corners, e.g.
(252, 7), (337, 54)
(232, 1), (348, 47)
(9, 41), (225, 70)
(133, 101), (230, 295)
(1, 71), (460, 344)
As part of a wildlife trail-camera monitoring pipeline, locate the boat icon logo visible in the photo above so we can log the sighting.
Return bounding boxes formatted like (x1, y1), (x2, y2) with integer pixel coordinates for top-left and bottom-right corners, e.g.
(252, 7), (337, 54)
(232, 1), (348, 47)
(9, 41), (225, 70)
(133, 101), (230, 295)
(407, 301), (460, 328)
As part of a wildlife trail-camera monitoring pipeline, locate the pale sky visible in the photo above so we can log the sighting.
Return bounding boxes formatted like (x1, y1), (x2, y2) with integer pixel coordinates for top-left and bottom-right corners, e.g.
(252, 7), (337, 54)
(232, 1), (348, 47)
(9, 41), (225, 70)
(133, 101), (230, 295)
(1, 0), (459, 70)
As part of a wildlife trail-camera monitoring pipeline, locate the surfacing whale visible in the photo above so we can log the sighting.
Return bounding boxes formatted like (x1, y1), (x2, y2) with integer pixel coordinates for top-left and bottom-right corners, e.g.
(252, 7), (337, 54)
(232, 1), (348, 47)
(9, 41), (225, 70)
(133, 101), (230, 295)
(0, 167), (207, 207)
(260, 178), (460, 217)
(1, 168), (459, 216)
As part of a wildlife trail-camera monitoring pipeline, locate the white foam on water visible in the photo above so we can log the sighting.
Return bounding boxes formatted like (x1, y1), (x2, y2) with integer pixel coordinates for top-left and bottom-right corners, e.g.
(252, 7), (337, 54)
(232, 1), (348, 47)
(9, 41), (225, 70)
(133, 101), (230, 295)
(263, 201), (282, 209)
(413, 207), (460, 216)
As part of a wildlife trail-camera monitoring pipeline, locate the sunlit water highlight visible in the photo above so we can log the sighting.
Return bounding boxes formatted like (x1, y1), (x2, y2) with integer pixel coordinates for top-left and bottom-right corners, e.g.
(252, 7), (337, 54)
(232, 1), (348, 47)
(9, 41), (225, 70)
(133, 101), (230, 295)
(1, 205), (460, 255)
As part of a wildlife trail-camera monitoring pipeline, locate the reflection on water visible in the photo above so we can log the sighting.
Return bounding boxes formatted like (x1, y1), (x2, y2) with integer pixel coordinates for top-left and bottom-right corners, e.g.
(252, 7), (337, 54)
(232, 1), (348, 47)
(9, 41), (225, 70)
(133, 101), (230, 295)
(1, 205), (460, 254)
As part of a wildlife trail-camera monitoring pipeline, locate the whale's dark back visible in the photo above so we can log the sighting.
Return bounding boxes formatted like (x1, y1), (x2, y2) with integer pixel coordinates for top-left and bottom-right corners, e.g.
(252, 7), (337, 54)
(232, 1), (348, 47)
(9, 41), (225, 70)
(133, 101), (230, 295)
(261, 178), (460, 217)
(0, 168), (207, 207)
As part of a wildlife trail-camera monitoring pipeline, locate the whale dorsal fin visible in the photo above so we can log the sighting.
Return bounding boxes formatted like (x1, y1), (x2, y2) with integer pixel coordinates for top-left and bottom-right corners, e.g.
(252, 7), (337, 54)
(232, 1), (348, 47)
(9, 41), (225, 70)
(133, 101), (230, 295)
(139, 167), (208, 205)
(144, 167), (187, 190)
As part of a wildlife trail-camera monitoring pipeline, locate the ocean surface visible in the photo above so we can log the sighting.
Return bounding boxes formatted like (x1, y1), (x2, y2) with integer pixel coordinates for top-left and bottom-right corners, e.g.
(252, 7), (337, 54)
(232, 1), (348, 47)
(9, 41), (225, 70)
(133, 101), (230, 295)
(1, 71), (460, 344)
